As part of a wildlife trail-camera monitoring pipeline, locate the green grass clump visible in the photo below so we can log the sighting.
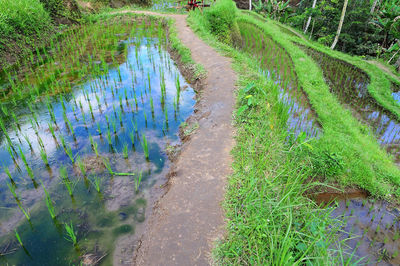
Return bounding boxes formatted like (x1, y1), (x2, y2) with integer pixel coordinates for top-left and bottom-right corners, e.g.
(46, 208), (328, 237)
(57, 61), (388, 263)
(0, 0), (53, 69)
(202, 0), (239, 45)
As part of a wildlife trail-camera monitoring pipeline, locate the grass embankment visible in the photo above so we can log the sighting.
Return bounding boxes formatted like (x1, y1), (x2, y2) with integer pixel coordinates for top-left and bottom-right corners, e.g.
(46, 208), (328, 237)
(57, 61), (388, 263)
(248, 12), (400, 120)
(187, 1), (344, 264)
(187, 0), (400, 263)
(0, 0), (54, 70)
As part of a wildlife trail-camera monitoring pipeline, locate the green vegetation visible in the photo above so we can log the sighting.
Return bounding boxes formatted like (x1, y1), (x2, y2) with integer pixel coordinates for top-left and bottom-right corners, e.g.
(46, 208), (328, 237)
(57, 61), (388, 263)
(252, 0), (400, 72)
(190, 2), (400, 198)
(39, 0), (81, 22)
(0, 0), (53, 70)
(3, 0), (400, 264)
(188, 0), (400, 263)
(0, 8), (201, 264)
(264, 14), (400, 120)
(64, 221), (77, 246)
(203, 0), (238, 44)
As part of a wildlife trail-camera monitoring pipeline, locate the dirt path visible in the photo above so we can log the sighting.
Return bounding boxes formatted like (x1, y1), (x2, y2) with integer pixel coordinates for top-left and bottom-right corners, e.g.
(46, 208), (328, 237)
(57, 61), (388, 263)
(117, 11), (237, 265)
(368, 60), (400, 83)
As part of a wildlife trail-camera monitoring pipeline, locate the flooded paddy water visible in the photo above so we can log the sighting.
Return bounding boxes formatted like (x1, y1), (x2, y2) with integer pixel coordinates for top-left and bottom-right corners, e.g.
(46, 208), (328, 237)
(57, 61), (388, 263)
(234, 21), (321, 140)
(314, 192), (400, 264)
(0, 16), (195, 265)
(299, 44), (400, 164)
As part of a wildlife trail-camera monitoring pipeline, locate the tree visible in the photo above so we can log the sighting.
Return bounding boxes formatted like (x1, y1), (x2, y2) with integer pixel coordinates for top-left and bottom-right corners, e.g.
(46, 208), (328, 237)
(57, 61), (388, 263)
(330, 0), (349, 49)
(304, 0), (318, 34)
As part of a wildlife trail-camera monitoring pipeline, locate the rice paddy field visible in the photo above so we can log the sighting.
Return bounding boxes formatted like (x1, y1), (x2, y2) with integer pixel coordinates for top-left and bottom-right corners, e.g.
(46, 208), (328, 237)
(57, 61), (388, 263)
(2, 0), (400, 264)
(186, 1), (400, 263)
(230, 13), (400, 264)
(0, 15), (196, 264)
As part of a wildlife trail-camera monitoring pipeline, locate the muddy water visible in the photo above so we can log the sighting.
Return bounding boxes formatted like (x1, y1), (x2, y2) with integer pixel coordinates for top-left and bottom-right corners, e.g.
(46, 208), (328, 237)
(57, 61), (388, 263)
(0, 22), (195, 265)
(235, 21), (321, 139)
(299, 45), (400, 163)
(315, 193), (400, 264)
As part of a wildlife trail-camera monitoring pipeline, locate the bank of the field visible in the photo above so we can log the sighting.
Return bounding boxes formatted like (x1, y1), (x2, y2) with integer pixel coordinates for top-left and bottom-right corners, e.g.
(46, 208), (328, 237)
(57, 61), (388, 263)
(187, 0), (400, 263)
(244, 11), (400, 120)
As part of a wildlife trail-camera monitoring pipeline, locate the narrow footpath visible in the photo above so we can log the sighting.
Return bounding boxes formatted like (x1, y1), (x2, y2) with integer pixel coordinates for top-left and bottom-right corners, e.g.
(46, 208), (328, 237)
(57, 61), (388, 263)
(120, 11), (237, 265)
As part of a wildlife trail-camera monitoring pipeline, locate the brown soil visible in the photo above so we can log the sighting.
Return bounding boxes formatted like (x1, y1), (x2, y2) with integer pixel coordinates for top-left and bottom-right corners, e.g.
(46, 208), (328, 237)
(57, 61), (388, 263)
(115, 11), (237, 265)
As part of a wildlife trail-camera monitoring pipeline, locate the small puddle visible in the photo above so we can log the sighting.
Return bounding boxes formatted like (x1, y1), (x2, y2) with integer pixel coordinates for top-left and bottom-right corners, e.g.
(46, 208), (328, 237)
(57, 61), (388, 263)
(314, 191), (400, 264)
(235, 21), (321, 139)
(0, 18), (195, 265)
(299, 44), (400, 164)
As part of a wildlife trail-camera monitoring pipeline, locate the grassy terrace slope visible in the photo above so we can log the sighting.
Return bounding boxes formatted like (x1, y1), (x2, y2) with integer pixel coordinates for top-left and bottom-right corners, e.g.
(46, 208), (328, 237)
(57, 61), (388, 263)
(191, 6), (400, 198)
(247, 11), (400, 121)
(187, 0), (400, 263)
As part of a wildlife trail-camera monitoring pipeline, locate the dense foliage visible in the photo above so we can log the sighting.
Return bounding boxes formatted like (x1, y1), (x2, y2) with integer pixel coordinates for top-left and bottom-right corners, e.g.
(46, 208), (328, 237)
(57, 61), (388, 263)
(0, 0), (54, 69)
(39, 0), (81, 22)
(203, 0), (239, 44)
(252, 0), (400, 71)
(0, 0), (52, 42)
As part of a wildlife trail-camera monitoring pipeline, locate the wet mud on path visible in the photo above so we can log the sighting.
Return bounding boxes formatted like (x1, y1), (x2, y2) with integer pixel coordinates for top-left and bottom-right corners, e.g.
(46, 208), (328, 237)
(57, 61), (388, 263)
(116, 11), (236, 265)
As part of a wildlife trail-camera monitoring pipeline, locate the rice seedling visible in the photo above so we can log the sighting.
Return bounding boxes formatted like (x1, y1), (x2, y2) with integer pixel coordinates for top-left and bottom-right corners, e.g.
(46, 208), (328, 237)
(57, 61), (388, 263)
(11, 112), (20, 129)
(40, 147), (50, 167)
(141, 134), (149, 160)
(76, 156), (86, 177)
(59, 166), (74, 197)
(64, 222), (77, 246)
(17, 201), (30, 221)
(64, 144), (75, 163)
(135, 171), (142, 193)
(22, 134), (33, 150)
(102, 157), (114, 175)
(18, 146), (34, 180)
(0, 118), (12, 145)
(118, 109), (123, 126)
(3, 165), (14, 183)
(175, 74), (180, 103)
(107, 129), (112, 146)
(47, 122), (57, 139)
(96, 122), (102, 135)
(123, 143), (128, 159)
(42, 182), (56, 219)
(15, 230), (24, 247)
(6, 143), (17, 162)
(88, 174), (101, 193)
(7, 182), (18, 199)
(111, 118), (117, 134)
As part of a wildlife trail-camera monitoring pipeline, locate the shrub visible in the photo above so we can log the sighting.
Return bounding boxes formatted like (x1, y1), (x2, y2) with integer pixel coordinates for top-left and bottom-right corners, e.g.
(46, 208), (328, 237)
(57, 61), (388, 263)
(39, 0), (81, 22)
(204, 0), (240, 44)
(0, 0), (52, 39)
(0, 0), (53, 69)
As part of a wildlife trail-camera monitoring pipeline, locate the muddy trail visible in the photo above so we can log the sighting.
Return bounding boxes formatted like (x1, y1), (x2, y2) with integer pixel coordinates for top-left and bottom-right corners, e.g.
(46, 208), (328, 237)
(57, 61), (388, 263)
(113, 11), (236, 265)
